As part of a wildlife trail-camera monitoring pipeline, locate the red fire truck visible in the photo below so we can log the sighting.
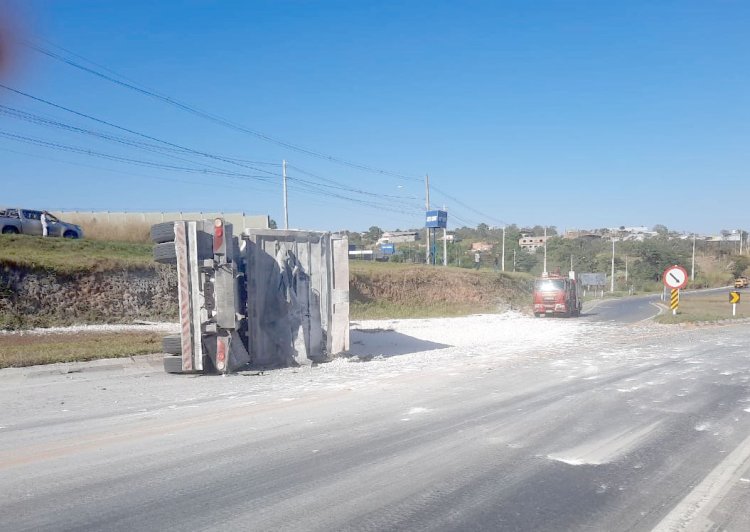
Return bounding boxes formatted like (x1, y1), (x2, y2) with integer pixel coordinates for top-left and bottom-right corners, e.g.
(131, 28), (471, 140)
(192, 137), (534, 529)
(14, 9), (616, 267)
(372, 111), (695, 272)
(532, 272), (582, 318)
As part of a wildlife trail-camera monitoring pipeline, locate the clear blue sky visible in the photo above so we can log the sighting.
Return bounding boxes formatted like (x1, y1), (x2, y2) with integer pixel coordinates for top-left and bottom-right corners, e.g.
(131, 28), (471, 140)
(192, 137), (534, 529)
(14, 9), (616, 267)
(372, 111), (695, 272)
(1, 0), (748, 234)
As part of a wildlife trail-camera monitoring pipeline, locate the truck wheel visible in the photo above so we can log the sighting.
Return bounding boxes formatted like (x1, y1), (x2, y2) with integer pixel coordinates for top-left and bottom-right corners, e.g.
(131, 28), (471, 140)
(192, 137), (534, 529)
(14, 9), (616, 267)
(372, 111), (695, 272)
(162, 334), (182, 355)
(150, 222), (176, 244)
(63, 230), (79, 239)
(153, 242), (177, 264)
(1, 226), (19, 235)
(163, 355), (184, 373)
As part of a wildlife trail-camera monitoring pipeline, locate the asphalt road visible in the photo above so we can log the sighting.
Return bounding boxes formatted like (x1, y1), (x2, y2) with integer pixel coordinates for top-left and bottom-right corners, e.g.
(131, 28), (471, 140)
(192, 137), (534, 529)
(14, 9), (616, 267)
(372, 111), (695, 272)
(1, 307), (749, 531)
(583, 294), (662, 324)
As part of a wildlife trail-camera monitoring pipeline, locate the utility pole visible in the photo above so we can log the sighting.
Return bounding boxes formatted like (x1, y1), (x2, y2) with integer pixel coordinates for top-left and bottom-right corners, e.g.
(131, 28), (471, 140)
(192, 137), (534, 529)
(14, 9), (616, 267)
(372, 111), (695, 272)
(543, 226), (548, 274)
(513, 248), (516, 272)
(625, 255), (628, 284)
(691, 233), (696, 281)
(502, 226), (506, 272)
(740, 229), (744, 255)
(282, 160), (289, 229)
(610, 238), (615, 293)
(443, 228), (448, 266)
(425, 174), (430, 264)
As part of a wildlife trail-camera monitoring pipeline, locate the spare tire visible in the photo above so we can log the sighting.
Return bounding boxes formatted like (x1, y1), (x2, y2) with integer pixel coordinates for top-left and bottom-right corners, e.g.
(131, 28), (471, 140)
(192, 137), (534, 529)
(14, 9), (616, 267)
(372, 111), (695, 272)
(162, 334), (182, 355)
(153, 242), (177, 264)
(151, 222), (176, 243)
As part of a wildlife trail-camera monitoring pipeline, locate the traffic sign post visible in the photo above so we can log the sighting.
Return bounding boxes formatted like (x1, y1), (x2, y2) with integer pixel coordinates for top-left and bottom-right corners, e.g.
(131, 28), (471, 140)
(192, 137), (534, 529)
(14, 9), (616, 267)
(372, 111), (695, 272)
(729, 291), (740, 317)
(663, 265), (688, 315)
(670, 288), (679, 315)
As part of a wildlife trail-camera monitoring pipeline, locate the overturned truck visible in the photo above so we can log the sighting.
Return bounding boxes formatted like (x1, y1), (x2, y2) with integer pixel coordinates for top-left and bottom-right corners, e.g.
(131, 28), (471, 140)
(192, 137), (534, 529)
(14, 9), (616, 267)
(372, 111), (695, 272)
(152, 219), (349, 374)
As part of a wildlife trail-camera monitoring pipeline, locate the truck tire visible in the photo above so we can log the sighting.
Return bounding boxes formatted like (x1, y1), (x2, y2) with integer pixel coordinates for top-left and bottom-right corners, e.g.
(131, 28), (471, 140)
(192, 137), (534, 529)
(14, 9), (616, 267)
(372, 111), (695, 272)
(163, 355), (184, 373)
(162, 334), (182, 355)
(153, 242), (177, 264)
(150, 222), (176, 244)
(1, 226), (19, 235)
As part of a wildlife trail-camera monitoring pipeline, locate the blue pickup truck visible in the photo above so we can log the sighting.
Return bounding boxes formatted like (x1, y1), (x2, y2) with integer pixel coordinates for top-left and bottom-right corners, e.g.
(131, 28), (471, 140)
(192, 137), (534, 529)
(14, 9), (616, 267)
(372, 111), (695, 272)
(0, 208), (84, 238)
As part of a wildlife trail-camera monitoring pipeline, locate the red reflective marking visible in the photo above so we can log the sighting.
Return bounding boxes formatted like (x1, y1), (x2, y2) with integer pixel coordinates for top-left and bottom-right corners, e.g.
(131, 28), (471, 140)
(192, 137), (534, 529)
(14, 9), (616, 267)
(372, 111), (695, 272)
(213, 224), (224, 253)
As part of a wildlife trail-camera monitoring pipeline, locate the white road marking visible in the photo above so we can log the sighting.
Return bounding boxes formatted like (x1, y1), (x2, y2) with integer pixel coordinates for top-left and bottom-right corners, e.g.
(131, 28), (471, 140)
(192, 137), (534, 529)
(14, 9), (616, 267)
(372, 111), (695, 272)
(652, 431), (750, 531)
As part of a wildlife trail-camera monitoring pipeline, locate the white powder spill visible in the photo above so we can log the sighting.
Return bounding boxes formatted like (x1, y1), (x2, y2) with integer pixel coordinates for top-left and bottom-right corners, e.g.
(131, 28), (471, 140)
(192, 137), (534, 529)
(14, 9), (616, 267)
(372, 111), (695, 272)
(547, 421), (661, 466)
(0, 322), (179, 336)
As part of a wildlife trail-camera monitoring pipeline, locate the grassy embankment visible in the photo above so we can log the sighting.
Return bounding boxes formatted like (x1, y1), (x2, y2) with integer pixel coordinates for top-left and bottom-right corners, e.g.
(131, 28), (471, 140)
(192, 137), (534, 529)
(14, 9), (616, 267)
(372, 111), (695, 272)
(349, 260), (532, 319)
(0, 235), (159, 368)
(654, 289), (749, 324)
(0, 332), (162, 369)
(0, 233), (153, 274)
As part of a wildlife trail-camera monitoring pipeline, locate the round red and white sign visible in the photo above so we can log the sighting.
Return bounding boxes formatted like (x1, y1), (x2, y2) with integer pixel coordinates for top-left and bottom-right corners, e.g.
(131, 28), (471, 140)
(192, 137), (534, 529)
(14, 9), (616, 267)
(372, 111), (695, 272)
(663, 265), (688, 289)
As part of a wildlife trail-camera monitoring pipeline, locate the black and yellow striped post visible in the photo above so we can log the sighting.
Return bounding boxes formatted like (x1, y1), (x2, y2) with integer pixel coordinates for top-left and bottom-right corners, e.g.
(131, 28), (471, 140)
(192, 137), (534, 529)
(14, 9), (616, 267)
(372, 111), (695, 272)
(670, 288), (679, 315)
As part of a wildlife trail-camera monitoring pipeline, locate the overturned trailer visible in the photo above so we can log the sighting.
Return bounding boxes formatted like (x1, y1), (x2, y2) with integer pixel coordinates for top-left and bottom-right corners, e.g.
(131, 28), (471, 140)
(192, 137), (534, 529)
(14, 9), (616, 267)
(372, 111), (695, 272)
(152, 219), (349, 374)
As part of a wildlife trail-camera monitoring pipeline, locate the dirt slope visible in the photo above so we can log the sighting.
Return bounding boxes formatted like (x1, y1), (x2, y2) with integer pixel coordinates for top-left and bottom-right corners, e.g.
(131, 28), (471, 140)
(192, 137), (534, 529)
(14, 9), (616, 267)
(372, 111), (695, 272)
(350, 263), (532, 318)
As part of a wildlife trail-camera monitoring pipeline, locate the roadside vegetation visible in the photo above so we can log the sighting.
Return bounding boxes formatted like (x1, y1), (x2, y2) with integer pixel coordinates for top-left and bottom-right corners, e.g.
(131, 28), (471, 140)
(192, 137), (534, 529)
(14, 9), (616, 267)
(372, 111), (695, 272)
(1, 222), (749, 368)
(0, 234), (153, 274)
(0, 331), (161, 368)
(350, 261), (532, 319)
(348, 224), (746, 294)
(654, 290), (749, 324)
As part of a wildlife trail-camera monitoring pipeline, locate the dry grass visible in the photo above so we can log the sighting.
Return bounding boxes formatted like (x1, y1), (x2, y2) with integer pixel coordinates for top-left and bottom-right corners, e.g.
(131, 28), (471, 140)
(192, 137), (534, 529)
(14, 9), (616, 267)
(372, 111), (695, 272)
(78, 219), (152, 243)
(0, 331), (162, 368)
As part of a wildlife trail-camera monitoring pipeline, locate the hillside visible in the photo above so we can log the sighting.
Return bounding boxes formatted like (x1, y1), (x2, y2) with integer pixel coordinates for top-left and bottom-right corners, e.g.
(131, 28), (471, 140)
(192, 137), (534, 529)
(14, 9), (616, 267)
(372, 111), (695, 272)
(349, 262), (532, 318)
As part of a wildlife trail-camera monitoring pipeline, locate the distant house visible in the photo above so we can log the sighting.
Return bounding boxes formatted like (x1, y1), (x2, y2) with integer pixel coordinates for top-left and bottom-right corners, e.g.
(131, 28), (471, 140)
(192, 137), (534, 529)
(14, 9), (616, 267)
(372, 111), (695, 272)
(519, 236), (546, 253)
(470, 241), (493, 252)
(706, 234), (741, 243)
(563, 230), (601, 241)
(377, 231), (420, 245)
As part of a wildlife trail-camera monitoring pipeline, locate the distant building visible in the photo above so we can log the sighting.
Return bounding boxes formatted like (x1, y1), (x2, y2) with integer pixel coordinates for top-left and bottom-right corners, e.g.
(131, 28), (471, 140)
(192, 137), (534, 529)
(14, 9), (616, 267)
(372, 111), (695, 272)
(563, 230), (602, 241)
(470, 241), (494, 252)
(377, 231), (420, 245)
(519, 236), (546, 253)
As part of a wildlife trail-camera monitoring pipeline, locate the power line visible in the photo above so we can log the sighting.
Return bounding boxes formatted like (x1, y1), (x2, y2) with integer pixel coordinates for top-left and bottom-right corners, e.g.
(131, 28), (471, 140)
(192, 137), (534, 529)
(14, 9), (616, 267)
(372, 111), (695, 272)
(0, 84), (280, 176)
(12, 43), (511, 228)
(1, 93), (431, 213)
(0, 146), (258, 191)
(25, 41), (423, 182)
(0, 130), (278, 181)
(0, 105), (284, 177)
(1, 86), (429, 215)
(431, 184), (509, 227)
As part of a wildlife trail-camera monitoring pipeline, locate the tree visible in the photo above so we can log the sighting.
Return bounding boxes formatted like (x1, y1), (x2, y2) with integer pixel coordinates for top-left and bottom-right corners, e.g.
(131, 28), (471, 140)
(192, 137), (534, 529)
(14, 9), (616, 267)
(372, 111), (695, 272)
(343, 230), (363, 246)
(732, 255), (749, 278)
(514, 249), (538, 272)
(364, 226), (384, 243)
(653, 224), (668, 237)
